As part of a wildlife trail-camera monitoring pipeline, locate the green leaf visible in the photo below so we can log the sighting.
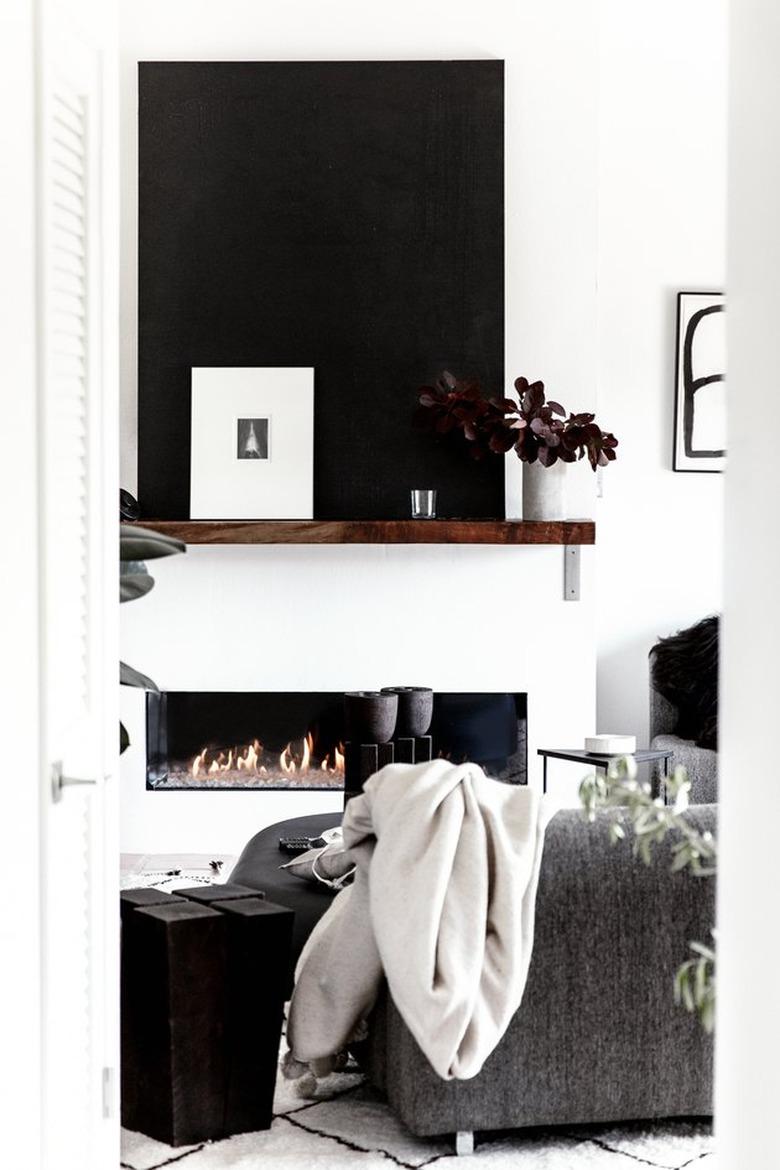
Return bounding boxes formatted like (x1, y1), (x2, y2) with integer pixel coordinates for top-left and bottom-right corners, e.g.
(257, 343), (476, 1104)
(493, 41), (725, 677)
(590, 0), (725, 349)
(120, 661), (159, 692)
(120, 525), (185, 561)
(680, 970), (695, 1012)
(673, 963), (686, 1005)
(120, 721), (130, 754)
(695, 956), (708, 1004)
(700, 998), (716, 1034)
(120, 573), (155, 603)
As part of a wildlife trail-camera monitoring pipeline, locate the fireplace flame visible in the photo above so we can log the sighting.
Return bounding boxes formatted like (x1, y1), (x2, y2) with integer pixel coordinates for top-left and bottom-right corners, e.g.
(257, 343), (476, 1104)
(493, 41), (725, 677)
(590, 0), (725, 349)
(188, 730), (344, 782)
(279, 731), (315, 775)
(321, 744), (345, 773)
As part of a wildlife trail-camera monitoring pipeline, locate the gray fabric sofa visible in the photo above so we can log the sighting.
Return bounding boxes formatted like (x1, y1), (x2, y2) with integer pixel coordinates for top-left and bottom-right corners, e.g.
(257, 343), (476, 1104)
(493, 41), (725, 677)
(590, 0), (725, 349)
(362, 804), (715, 1139)
(650, 677), (718, 804)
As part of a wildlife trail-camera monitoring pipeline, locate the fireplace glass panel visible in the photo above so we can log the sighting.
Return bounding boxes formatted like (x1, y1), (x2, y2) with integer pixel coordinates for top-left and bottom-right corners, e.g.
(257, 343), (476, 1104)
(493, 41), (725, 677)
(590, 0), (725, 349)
(146, 691), (527, 790)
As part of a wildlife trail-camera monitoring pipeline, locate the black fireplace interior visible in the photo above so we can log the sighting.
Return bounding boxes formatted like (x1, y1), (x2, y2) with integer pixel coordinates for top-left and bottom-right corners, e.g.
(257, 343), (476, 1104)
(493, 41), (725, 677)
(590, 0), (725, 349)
(147, 691), (527, 790)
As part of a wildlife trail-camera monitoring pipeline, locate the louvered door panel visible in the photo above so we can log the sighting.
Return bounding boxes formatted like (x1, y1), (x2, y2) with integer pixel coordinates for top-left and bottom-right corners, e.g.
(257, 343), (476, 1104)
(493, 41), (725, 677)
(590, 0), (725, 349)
(45, 75), (91, 729)
(38, 11), (110, 1168)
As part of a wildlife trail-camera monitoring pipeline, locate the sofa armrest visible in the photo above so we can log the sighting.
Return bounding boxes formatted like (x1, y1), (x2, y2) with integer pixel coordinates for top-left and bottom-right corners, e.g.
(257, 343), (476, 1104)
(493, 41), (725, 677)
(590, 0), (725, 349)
(368, 804), (716, 1136)
(651, 734), (718, 804)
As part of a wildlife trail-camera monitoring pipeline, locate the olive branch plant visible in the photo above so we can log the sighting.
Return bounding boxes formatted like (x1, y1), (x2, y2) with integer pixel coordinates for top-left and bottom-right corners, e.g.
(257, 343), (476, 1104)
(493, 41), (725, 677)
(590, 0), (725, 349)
(579, 757), (717, 1033)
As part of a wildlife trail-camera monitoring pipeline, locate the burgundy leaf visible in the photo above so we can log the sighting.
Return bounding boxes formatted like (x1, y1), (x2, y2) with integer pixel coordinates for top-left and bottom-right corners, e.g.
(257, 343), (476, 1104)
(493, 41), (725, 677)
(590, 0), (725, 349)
(415, 369), (618, 474)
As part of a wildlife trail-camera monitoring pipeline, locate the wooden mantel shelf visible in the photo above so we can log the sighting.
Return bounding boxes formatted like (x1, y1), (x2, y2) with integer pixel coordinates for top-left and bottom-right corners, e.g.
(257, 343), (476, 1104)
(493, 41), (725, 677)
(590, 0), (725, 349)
(130, 519), (595, 546)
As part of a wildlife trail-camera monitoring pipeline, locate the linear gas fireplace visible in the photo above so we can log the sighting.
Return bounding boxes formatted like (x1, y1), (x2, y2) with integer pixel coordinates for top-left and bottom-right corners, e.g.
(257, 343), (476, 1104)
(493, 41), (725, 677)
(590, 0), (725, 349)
(146, 692), (528, 791)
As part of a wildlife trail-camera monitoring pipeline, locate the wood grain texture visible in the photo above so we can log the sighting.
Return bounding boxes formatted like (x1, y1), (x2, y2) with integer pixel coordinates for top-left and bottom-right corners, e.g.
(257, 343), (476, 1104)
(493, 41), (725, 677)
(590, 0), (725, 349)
(127, 519), (595, 545)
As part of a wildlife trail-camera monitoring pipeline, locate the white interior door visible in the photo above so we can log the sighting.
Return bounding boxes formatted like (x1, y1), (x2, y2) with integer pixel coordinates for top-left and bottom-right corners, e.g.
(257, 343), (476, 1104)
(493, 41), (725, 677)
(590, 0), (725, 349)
(37, 2), (118, 1167)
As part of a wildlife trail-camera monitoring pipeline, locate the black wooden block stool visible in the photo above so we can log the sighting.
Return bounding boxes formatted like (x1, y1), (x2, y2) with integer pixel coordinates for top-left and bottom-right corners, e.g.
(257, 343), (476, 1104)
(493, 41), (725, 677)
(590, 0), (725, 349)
(122, 898), (227, 1145)
(220, 898), (293, 1134)
(121, 887), (294, 1146)
(120, 888), (189, 1140)
(174, 881), (261, 905)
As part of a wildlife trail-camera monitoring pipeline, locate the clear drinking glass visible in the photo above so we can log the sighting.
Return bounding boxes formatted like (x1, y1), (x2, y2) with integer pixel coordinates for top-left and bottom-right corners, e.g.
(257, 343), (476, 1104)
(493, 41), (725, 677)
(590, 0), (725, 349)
(410, 489), (437, 519)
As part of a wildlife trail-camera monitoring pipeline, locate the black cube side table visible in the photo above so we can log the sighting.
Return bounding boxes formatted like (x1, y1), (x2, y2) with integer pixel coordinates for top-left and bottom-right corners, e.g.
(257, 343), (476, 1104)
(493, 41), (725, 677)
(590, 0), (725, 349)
(537, 747), (674, 798)
(121, 887), (294, 1146)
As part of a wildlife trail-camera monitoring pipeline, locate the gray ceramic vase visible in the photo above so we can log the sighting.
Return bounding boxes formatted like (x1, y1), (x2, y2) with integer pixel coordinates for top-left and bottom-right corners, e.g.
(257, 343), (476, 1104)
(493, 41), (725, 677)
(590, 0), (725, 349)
(381, 686), (434, 738)
(344, 691), (398, 744)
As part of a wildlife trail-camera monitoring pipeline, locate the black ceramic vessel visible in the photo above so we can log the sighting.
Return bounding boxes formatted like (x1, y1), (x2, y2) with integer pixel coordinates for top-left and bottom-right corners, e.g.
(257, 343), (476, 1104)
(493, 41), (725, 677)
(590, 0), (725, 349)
(344, 691), (399, 744)
(381, 687), (434, 738)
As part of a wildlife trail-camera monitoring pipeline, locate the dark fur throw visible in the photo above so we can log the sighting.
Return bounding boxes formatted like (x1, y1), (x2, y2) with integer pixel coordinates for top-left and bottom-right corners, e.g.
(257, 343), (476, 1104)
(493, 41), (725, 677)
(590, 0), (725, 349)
(651, 615), (719, 750)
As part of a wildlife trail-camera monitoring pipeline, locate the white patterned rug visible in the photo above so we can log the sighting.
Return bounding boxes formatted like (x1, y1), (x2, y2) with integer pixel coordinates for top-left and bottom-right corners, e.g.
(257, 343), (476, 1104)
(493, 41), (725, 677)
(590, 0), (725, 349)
(121, 1053), (715, 1170)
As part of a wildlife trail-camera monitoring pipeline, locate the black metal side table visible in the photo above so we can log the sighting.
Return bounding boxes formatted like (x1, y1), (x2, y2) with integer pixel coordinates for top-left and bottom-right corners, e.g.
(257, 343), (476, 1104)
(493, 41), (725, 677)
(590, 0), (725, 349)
(537, 747), (674, 798)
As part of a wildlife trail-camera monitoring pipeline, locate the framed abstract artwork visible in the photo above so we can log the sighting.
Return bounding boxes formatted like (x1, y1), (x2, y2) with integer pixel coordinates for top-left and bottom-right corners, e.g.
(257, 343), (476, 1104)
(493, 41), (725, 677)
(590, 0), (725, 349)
(673, 291), (726, 472)
(189, 367), (314, 519)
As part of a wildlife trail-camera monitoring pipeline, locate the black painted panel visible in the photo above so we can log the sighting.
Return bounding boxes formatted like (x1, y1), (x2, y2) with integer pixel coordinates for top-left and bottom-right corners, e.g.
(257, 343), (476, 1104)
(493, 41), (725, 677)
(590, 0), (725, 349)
(138, 61), (504, 519)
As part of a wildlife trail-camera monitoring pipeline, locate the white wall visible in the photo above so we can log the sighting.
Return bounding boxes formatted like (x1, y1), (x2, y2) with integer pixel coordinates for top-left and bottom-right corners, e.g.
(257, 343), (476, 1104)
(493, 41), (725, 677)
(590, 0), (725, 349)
(595, 0), (727, 744)
(119, 0), (729, 853)
(119, 0), (600, 854)
(715, 1), (780, 1162)
(0, 0), (42, 1152)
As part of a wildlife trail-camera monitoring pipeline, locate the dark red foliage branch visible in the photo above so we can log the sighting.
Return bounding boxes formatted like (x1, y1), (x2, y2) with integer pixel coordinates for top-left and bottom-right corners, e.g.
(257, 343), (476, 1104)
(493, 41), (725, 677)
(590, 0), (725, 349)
(415, 373), (619, 471)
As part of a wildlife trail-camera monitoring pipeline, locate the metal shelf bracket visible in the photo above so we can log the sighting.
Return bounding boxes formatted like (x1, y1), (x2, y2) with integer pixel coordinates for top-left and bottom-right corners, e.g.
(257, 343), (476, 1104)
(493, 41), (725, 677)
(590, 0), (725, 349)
(564, 544), (581, 601)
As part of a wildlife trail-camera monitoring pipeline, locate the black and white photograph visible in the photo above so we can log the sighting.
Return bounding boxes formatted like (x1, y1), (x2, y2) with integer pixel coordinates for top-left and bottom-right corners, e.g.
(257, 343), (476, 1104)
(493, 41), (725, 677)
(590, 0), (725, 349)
(673, 291), (726, 472)
(236, 417), (270, 460)
(189, 366), (313, 519)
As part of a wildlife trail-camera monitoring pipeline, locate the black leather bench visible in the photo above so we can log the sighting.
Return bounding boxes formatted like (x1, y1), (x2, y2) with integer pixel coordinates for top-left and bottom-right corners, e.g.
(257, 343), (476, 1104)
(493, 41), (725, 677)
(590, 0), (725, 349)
(230, 811), (342, 986)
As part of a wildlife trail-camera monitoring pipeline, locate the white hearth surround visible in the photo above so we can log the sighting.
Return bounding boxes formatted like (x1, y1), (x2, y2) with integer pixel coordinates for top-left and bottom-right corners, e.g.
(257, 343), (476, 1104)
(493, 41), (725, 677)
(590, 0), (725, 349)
(120, 545), (595, 854)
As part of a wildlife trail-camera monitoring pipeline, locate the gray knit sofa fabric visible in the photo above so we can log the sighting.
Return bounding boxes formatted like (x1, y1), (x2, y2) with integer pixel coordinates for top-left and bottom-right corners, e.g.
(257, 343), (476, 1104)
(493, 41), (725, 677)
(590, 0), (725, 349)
(362, 805), (716, 1137)
(650, 683), (718, 804)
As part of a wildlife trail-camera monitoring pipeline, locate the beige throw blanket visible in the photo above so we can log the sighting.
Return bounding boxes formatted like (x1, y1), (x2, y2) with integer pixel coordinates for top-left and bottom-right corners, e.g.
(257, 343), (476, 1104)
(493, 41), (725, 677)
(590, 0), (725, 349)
(287, 759), (549, 1081)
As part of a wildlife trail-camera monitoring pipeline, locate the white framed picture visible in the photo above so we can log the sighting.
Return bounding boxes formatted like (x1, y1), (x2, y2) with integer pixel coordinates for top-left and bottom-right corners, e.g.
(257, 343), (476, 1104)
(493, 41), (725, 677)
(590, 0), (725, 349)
(673, 292), (726, 472)
(190, 367), (314, 518)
